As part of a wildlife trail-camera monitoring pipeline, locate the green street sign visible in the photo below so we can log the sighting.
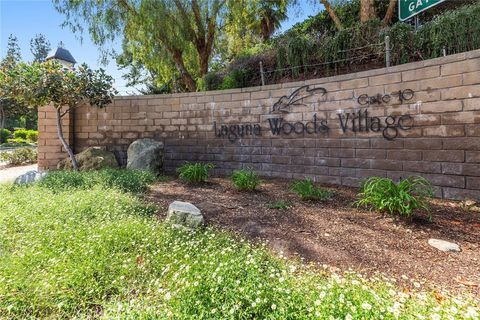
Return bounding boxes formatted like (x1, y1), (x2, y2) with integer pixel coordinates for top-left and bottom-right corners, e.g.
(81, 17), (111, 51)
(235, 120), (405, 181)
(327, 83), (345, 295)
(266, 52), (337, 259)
(399, 0), (446, 21)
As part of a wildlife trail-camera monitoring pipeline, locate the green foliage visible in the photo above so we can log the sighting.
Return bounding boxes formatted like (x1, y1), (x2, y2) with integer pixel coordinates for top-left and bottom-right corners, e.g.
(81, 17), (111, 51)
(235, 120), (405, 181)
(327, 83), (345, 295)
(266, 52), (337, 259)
(0, 181), (477, 318)
(177, 162), (214, 184)
(39, 169), (157, 194)
(6, 138), (29, 145)
(220, 69), (250, 90)
(290, 178), (334, 201)
(355, 176), (434, 219)
(12, 129), (38, 142)
(0, 147), (36, 165)
(0, 128), (11, 143)
(30, 33), (51, 63)
(230, 169), (261, 191)
(200, 72), (224, 91)
(266, 199), (293, 210)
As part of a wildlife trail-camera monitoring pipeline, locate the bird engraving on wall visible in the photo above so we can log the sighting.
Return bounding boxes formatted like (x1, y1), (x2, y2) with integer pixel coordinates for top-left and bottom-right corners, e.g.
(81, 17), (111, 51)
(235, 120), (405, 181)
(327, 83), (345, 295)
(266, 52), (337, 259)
(272, 85), (327, 113)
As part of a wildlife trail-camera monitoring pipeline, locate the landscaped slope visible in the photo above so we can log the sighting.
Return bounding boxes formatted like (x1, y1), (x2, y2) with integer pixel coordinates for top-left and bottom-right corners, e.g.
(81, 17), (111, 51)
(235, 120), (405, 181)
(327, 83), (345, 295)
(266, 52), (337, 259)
(0, 171), (478, 319)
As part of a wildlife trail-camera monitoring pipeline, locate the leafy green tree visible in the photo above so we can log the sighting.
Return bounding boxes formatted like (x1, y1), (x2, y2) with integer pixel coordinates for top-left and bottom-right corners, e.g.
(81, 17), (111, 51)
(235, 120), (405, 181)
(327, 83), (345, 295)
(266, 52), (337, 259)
(53, 0), (231, 92)
(1, 61), (116, 170)
(254, 0), (289, 41)
(30, 34), (52, 63)
(0, 35), (23, 130)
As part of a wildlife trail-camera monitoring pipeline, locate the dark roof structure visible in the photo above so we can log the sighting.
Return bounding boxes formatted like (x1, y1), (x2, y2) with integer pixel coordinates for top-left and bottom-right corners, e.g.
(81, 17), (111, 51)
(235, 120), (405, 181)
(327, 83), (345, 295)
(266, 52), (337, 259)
(46, 47), (76, 64)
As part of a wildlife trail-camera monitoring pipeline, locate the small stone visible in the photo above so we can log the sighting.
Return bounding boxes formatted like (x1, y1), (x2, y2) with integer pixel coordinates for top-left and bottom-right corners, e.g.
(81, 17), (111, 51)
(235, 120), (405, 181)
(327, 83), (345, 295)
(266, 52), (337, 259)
(428, 239), (461, 252)
(166, 201), (204, 229)
(14, 170), (47, 185)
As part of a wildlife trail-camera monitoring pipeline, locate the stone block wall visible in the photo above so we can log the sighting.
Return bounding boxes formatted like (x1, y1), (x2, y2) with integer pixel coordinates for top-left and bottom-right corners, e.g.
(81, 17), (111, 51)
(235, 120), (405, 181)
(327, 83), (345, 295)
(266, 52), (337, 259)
(38, 50), (480, 200)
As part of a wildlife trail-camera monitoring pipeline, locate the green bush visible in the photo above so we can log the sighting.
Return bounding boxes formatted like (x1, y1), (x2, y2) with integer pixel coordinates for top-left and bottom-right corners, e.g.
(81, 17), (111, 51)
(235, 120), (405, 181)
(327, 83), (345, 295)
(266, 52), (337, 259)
(220, 69), (249, 89)
(200, 71), (224, 91)
(39, 169), (157, 194)
(7, 137), (29, 145)
(231, 168), (260, 191)
(13, 129), (28, 140)
(26, 130), (38, 142)
(355, 176), (434, 219)
(0, 128), (11, 144)
(290, 178), (333, 201)
(13, 129), (38, 142)
(177, 162), (214, 183)
(0, 148), (37, 165)
(0, 184), (476, 319)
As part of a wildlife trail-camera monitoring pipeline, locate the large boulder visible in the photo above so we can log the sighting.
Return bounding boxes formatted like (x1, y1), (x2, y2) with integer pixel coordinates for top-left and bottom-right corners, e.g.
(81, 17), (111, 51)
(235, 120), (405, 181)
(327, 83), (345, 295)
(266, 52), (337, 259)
(126, 139), (163, 174)
(166, 201), (204, 229)
(57, 147), (118, 171)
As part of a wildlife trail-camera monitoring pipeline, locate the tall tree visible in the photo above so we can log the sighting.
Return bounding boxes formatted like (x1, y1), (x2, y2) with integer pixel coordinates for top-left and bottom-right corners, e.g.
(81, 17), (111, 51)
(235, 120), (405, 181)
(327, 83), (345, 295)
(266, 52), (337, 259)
(0, 35), (22, 130)
(53, 0), (232, 92)
(254, 0), (289, 41)
(319, 0), (398, 30)
(360, 0), (376, 22)
(1, 35), (21, 69)
(30, 34), (51, 63)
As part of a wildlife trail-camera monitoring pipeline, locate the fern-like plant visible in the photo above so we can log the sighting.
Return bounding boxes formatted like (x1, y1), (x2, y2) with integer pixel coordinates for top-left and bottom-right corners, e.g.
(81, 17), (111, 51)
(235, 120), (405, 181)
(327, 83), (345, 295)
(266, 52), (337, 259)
(177, 163), (214, 183)
(231, 169), (260, 191)
(290, 178), (333, 201)
(355, 176), (434, 219)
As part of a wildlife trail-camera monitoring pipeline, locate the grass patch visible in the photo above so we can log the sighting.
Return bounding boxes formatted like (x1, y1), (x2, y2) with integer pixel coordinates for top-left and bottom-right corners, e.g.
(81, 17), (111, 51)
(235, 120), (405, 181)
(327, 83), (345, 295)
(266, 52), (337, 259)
(290, 178), (334, 201)
(355, 176), (434, 219)
(38, 168), (158, 194)
(266, 200), (293, 210)
(231, 169), (261, 191)
(0, 172), (477, 319)
(177, 162), (214, 183)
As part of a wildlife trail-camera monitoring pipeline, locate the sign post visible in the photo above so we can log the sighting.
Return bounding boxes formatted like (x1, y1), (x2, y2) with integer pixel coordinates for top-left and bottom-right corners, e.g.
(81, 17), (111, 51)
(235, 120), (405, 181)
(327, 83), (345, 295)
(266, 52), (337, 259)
(399, 0), (446, 21)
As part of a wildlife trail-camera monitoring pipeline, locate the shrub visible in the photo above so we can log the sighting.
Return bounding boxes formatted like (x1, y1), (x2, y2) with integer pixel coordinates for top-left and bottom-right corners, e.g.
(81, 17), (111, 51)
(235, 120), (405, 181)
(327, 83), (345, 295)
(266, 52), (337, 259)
(220, 69), (249, 89)
(177, 162), (214, 183)
(200, 72), (223, 91)
(0, 147), (37, 165)
(7, 137), (29, 145)
(26, 130), (38, 142)
(231, 169), (260, 191)
(355, 176), (434, 219)
(0, 128), (11, 144)
(13, 129), (28, 140)
(266, 200), (293, 210)
(13, 129), (38, 142)
(39, 169), (157, 194)
(290, 178), (333, 201)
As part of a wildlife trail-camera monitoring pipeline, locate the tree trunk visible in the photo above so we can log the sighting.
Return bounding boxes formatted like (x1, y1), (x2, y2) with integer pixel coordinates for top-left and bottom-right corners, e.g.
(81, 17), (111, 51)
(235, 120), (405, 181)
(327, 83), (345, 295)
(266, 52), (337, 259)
(360, 0), (376, 22)
(319, 0), (343, 30)
(0, 105), (5, 130)
(171, 50), (197, 91)
(55, 107), (78, 171)
(383, 0), (397, 25)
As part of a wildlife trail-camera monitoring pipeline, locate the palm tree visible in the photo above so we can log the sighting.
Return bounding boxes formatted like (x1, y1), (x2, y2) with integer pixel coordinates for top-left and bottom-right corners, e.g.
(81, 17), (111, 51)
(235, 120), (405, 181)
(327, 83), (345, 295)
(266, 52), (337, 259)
(255, 0), (289, 41)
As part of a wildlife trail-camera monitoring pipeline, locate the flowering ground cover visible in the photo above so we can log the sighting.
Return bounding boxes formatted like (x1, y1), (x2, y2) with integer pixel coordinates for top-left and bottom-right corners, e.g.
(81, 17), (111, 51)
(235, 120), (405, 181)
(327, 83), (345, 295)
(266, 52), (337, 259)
(0, 171), (478, 319)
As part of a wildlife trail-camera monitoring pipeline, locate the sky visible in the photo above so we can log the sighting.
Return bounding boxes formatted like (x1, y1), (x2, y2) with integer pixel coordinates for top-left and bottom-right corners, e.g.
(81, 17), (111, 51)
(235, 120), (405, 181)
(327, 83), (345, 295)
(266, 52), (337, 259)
(0, 0), (322, 95)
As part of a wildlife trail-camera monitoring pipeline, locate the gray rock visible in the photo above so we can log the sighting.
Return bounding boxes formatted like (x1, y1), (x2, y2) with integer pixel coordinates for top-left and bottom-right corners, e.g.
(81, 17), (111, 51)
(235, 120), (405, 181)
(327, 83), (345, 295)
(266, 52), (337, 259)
(428, 238), (461, 252)
(126, 139), (164, 174)
(166, 201), (204, 229)
(14, 170), (47, 185)
(57, 147), (118, 171)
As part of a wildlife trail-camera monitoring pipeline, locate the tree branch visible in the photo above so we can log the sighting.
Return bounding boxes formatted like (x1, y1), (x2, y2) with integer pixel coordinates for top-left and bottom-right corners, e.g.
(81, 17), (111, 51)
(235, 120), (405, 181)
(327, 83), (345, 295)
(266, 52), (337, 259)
(383, 0), (397, 25)
(319, 0), (343, 30)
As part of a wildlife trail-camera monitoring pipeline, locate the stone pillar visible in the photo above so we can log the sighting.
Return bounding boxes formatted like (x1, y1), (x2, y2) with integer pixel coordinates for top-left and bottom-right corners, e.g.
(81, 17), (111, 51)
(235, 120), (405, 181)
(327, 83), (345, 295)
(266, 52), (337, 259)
(37, 105), (74, 171)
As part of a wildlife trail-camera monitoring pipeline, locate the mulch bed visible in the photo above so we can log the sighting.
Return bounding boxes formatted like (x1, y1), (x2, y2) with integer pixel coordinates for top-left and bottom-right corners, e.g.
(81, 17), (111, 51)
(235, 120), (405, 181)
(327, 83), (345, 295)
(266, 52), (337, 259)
(147, 177), (480, 295)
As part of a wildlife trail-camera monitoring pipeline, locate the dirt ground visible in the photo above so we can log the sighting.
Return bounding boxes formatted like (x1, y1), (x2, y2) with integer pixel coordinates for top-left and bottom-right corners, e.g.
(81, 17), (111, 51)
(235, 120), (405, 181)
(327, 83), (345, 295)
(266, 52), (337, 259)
(147, 177), (480, 295)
